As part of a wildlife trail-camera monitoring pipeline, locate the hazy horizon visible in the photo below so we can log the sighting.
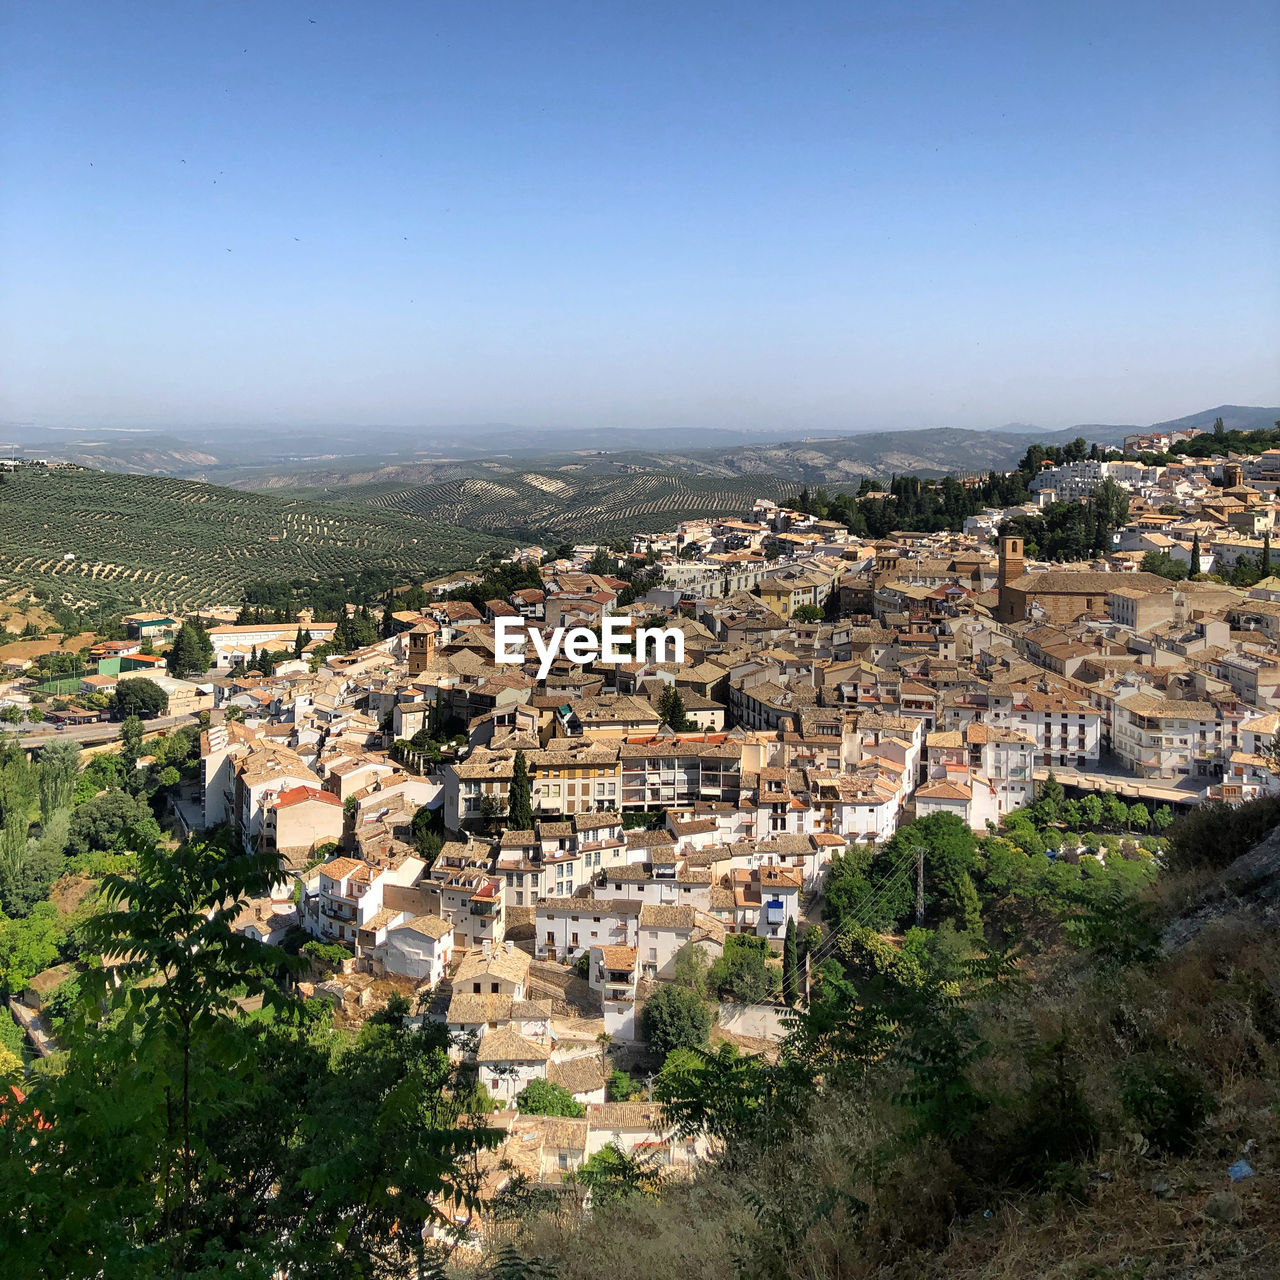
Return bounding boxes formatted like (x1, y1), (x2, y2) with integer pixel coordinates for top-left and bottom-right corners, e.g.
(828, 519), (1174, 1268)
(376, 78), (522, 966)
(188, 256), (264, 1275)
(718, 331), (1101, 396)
(3, 1), (1277, 433)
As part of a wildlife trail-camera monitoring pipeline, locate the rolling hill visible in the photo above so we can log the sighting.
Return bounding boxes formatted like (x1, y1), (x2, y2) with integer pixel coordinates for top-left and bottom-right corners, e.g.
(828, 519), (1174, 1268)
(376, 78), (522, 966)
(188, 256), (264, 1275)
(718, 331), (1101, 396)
(0, 466), (505, 615)
(353, 471), (810, 541)
(8, 407), (1274, 488)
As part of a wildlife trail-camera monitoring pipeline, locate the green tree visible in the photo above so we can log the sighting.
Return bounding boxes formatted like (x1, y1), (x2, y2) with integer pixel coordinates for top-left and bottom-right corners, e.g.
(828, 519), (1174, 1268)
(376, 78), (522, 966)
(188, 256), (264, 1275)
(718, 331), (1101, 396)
(1153, 804), (1174, 833)
(1036, 771), (1064, 823)
(507, 749), (534, 830)
(782, 917), (798, 1006)
(66, 788), (161, 860)
(672, 940), (710, 995)
(708, 934), (778, 1005)
(1079, 792), (1104, 829)
(1102, 792), (1129, 829)
(791, 604), (824, 623)
(573, 1142), (660, 1205)
(38, 738), (81, 822)
(515, 1078), (585, 1117)
(1140, 550), (1189, 582)
(657, 685), (691, 732)
(640, 983), (712, 1057)
(116, 678), (168, 720)
(0, 836), (501, 1277)
(0, 900), (66, 994)
(830, 814), (979, 935)
(165, 621), (213, 677)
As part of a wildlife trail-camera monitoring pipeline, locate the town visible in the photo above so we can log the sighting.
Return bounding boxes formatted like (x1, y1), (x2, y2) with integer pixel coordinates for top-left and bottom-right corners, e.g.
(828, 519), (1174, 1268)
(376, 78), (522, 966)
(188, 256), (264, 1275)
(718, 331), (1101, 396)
(6, 423), (1280, 1253)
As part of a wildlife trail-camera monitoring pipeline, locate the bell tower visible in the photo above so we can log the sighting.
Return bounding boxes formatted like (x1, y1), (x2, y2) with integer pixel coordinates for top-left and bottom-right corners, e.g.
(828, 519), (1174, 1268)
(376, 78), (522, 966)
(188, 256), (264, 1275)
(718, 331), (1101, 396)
(998, 536), (1025, 589)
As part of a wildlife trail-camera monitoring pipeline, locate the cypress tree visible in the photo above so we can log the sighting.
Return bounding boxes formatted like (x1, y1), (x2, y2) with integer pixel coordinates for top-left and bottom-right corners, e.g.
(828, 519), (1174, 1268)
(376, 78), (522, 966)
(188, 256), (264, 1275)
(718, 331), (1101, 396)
(782, 917), (798, 1007)
(508, 749), (534, 831)
(1190, 531), (1201, 576)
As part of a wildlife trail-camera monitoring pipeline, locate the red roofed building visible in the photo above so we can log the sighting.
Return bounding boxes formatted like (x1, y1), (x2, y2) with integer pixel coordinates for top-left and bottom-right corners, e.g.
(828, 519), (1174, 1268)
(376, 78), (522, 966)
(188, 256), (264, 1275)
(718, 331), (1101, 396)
(268, 784), (344, 866)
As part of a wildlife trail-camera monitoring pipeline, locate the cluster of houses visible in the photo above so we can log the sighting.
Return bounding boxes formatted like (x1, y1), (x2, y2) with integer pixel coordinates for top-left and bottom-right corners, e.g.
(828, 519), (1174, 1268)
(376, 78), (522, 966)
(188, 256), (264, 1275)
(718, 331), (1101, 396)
(173, 455), (1280, 1231)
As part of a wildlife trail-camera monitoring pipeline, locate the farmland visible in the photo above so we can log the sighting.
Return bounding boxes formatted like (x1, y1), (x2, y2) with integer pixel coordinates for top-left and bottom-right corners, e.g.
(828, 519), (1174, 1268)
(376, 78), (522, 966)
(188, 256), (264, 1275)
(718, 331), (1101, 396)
(352, 470), (810, 540)
(0, 466), (505, 614)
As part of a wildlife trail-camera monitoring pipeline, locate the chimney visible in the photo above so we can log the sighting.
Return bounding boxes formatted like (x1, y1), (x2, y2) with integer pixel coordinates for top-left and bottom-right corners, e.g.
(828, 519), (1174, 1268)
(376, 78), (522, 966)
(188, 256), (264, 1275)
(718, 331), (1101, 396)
(504, 939), (515, 955)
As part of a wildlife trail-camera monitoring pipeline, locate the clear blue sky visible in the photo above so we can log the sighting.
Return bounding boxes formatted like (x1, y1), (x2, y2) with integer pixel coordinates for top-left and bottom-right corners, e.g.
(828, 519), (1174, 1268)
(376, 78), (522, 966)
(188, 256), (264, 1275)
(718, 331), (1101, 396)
(2, 0), (1277, 434)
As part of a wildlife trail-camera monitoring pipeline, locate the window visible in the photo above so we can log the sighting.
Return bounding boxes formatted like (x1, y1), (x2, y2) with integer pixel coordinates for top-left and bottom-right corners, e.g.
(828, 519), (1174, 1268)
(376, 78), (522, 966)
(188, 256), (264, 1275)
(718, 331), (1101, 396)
(472, 982), (481, 993)
(491, 982), (500, 994)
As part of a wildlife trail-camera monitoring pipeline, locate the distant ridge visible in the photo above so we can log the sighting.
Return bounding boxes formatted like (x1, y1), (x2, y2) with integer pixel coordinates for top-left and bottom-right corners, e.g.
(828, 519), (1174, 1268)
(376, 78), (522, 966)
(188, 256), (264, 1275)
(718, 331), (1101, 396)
(2, 405), (1275, 485)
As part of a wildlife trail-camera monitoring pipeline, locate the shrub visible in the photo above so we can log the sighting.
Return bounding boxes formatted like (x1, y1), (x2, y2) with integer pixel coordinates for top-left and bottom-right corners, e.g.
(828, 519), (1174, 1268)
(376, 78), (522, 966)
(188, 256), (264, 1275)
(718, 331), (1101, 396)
(707, 934), (778, 1004)
(606, 1069), (638, 1102)
(516, 1079), (585, 1117)
(1165, 796), (1280, 873)
(301, 939), (350, 973)
(1118, 1057), (1217, 1154)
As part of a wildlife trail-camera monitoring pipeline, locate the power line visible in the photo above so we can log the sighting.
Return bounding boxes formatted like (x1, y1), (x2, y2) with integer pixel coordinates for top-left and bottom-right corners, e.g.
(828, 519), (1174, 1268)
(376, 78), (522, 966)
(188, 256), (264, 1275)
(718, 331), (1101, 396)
(803, 857), (918, 978)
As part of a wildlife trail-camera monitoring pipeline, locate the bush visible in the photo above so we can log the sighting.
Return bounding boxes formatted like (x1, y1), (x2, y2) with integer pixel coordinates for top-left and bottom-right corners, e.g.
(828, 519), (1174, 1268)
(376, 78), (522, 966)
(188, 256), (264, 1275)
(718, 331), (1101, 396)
(1118, 1057), (1217, 1154)
(1164, 796), (1280, 873)
(606, 1069), (638, 1102)
(301, 939), (350, 973)
(516, 1079), (584, 1117)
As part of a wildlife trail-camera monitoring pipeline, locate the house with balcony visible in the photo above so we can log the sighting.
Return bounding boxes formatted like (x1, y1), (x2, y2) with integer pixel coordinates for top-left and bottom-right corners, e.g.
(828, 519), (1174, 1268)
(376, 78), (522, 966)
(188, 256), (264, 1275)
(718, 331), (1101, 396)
(590, 944), (639, 1041)
(477, 1029), (551, 1105)
(307, 852), (427, 949)
(535, 897), (643, 962)
(1112, 692), (1223, 783)
(636, 903), (724, 979)
(727, 866), (801, 947)
(446, 991), (552, 1058)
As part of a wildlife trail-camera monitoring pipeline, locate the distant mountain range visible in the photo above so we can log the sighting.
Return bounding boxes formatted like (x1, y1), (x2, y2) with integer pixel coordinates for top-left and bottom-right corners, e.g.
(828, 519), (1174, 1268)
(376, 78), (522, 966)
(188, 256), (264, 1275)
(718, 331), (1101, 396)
(1, 406), (1275, 487)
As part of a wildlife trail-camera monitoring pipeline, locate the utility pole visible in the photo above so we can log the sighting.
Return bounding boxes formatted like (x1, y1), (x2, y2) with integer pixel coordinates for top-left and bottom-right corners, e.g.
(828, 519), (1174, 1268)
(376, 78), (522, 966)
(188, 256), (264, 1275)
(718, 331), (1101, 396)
(915, 845), (925, 927)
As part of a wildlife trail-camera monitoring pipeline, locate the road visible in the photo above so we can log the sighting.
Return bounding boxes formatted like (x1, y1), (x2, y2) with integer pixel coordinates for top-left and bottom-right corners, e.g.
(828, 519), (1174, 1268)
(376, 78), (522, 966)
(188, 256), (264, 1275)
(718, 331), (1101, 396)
(11, 712), (199, 750)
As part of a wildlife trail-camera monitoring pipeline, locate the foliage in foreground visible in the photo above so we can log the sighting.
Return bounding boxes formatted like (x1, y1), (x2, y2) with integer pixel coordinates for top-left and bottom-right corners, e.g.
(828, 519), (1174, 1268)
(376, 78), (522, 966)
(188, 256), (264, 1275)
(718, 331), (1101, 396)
(0, 836), (500, 1279)
(498, 808), (1280, 1280)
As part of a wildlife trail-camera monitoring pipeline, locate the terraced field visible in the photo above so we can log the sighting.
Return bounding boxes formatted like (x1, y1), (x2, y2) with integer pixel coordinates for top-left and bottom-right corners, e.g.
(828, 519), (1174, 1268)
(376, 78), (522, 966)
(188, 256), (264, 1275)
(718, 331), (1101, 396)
(359, 471), (808, 539)
(0, 467), (504, 613)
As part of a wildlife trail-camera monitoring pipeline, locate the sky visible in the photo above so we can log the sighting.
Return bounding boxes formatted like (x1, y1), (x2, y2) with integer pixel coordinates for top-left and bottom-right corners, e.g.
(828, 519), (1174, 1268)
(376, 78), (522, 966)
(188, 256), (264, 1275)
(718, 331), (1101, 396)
(1, 0), (1278, 436)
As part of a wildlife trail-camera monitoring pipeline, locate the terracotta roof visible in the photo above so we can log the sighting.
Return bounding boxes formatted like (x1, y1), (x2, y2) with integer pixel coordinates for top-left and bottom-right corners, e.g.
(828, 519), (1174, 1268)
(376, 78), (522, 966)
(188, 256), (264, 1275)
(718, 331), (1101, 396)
(477, 1028), (550, 1063)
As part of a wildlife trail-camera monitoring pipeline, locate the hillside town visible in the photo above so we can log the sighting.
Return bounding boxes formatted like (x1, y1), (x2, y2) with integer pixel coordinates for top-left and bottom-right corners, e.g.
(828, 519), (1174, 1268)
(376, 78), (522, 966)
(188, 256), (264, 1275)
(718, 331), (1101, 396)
(7, 437), (1280, 1244)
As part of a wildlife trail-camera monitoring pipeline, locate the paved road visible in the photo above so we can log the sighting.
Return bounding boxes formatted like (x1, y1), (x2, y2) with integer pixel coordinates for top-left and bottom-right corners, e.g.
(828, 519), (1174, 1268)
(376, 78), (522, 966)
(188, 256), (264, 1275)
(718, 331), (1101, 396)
(12, 712), (199, 749)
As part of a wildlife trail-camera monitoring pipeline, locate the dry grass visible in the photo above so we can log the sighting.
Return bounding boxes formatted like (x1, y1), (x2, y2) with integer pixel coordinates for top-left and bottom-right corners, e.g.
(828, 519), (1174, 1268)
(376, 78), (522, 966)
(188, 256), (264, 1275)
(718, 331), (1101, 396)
(489, 911), (1280, 1280)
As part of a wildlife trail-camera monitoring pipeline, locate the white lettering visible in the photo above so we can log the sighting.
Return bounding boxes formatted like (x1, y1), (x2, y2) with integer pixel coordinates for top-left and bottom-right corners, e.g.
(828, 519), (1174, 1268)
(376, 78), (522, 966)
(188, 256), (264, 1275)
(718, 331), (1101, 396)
(563, 627), (597, 663)
(601, 614), (629, 663)
(634, 626), (685, 665)
(529, 627), (564, 681)
(495, 616), (685, 673)
(494, 616), (527, 664)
